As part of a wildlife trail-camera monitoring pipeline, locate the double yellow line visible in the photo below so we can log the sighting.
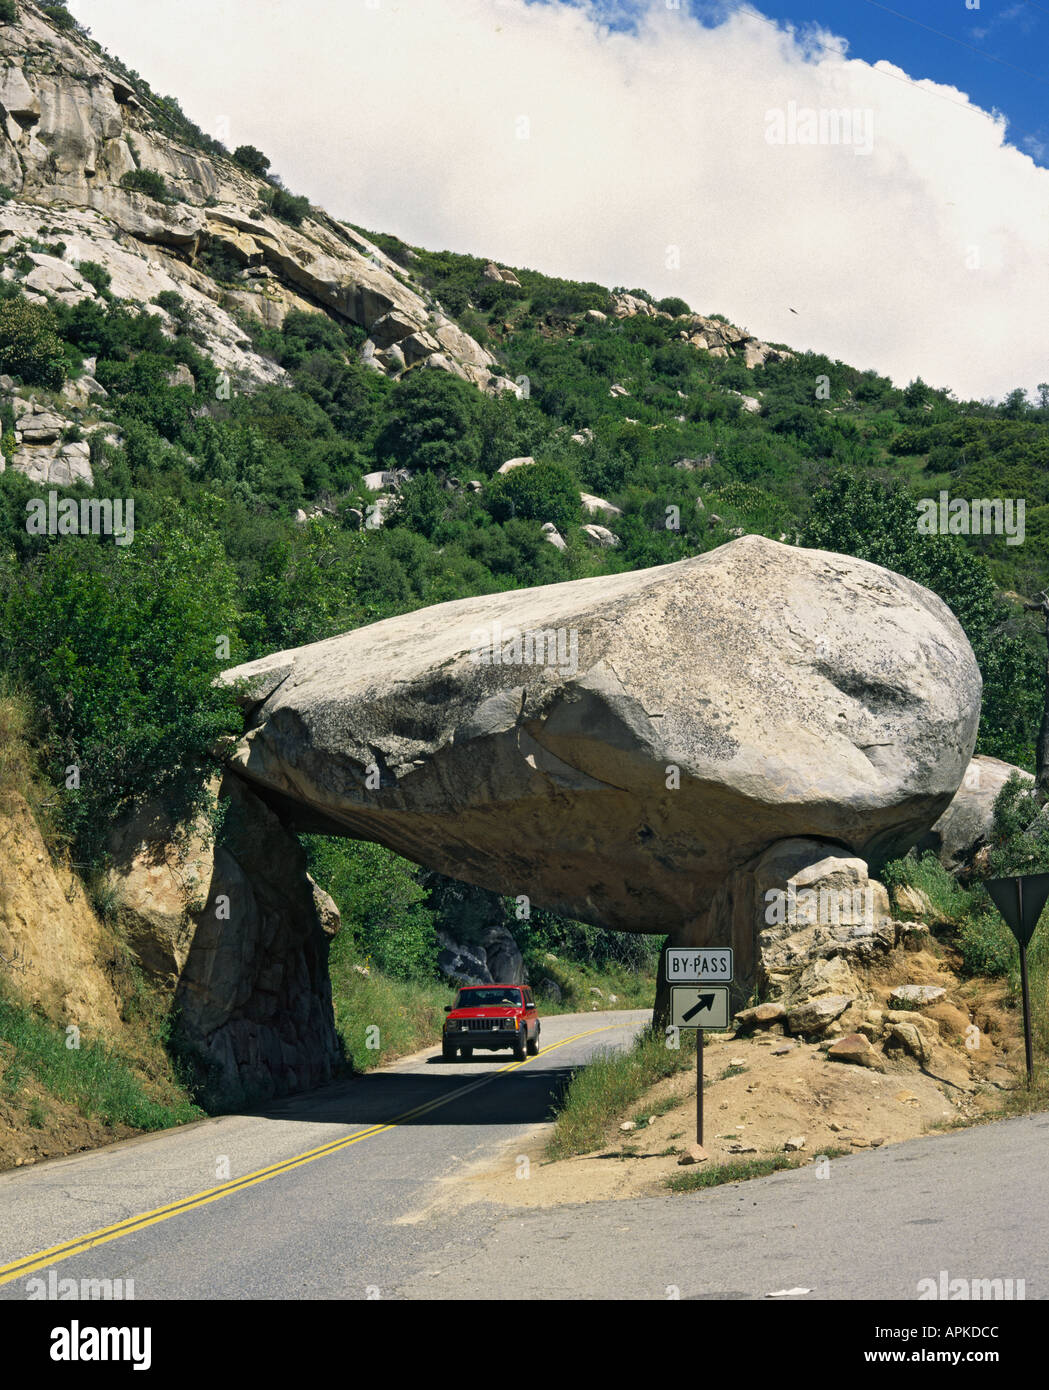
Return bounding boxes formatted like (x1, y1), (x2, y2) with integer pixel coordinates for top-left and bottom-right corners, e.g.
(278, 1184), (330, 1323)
(0, 1023), (625, 1287)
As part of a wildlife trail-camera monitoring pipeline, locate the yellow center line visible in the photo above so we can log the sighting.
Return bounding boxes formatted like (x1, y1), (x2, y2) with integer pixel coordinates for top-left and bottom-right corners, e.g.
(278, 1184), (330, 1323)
(0, 1021), (635, 1285)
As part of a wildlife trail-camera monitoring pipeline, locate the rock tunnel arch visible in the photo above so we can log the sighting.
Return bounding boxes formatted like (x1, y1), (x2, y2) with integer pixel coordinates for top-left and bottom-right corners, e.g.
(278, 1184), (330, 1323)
(163, 536), (981, 1095)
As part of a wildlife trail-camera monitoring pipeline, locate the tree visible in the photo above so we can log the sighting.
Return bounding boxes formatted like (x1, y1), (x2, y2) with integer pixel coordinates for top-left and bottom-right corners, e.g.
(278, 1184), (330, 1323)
(41, 3), (82, 32)
(903, 377), (932, 408)
(0, 297), (67, 388)
(1023, 590), (1049, 802)
(233, 144), (271, 179)
(0, 512), (243, 865)
(486, 460), (581, 534)
(376, 369), (484, 472)
(305, 838), (438, 981)
(1001, 386), (1029, 419)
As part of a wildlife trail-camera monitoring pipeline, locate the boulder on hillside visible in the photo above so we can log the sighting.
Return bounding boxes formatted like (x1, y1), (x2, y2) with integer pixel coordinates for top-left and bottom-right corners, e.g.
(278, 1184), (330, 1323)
(914, 754), (1034, 877)
(580, 523), (620, 548)
(437, 932), (491, 985)
(219, 535), (981, 952)
(580, 492), (623, 518)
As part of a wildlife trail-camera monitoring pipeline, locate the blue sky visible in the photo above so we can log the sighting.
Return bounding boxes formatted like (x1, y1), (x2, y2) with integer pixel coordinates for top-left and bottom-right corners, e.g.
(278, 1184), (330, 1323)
(561, 0), (1049, 165)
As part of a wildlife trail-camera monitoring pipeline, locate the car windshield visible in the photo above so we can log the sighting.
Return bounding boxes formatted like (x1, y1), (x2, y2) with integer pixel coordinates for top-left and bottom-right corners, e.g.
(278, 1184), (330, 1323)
(455, 989), (522, 1009)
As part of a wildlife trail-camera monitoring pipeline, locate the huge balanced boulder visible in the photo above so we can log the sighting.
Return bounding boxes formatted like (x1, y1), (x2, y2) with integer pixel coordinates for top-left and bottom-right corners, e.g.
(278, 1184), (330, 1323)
(219, 535), (981, 938)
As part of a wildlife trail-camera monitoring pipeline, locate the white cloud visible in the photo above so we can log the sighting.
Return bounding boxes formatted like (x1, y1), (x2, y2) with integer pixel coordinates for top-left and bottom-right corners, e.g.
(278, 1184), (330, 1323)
(70, 0), (1049, 400)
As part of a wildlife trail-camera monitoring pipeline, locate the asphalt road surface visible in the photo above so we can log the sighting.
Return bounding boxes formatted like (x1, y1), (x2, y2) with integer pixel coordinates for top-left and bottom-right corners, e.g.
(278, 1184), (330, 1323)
(0, 1009), (649, 1300)
(1, 1008), (1046, 1300)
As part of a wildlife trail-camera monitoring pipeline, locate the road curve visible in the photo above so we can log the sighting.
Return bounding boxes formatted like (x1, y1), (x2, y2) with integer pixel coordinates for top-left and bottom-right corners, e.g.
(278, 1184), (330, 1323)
(0, 1009), (649, 1300)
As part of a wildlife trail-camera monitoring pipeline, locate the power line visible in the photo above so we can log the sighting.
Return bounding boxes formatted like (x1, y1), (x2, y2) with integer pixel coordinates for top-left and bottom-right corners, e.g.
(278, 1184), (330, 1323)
(857, 0), (1048, 86)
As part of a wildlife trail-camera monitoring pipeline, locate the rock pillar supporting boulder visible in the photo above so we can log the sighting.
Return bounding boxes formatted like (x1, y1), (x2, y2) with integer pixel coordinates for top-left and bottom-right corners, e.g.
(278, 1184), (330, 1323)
(109, 775), (342, 1104)
(654, 838), (895, 1027)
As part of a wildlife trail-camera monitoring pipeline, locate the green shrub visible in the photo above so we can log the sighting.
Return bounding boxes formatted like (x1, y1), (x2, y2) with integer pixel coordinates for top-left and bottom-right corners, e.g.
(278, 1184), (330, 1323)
(957, 910), (1016, 978)
(986, 774), (1049, 876)
(0, 297), (67, 388)
(657, 296), (691, 317)
(487, 459), (582, 534)
(267, 187), (311, 227)
(76, 260), (112, 298)
(233, 144), (271, 179)
(120, 168), (172, 203)
(0, 2), (16, 25)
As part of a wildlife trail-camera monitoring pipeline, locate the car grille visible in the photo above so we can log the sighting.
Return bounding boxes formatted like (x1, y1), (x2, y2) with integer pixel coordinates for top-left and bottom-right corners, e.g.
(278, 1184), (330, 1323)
(462, 1018), (509, 1031)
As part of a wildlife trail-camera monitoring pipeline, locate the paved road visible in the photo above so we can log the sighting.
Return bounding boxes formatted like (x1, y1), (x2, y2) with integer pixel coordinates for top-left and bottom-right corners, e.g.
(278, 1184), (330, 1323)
(397, 1110), (1049, 1301)
(0, 1010), (648, 1300)
(2, 1009), (1045, 1301)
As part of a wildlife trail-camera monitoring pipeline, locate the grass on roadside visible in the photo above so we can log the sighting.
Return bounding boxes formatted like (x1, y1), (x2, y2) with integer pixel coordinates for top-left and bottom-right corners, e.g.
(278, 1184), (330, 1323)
(329, 953), (454, 1072)
(546, 1025), (695, 1159)
(0, 980), (202, 1132)
(529, 956), (657, 1014)
(667, 1154), (798, 1191)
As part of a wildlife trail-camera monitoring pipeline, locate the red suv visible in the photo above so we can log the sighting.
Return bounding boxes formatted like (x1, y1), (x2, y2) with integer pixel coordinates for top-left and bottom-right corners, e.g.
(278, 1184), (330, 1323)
(442, 985), (540, 1061)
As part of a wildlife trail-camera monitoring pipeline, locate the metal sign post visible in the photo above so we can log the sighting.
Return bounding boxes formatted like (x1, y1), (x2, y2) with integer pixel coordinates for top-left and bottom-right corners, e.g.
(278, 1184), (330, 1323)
(985, 873), (1049, 1085)
(666, 955), (733, 1163)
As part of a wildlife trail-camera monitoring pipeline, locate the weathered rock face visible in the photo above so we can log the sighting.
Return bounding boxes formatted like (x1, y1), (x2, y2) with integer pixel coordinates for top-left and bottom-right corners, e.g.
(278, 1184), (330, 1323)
(436, 924), (525, 986)
(107, 777), (341, 1101)
(0, 4), (509, 396)
(220, 535), (981, 949)
(0, 790), (122, 1033)
(914, 754), (1034, 877)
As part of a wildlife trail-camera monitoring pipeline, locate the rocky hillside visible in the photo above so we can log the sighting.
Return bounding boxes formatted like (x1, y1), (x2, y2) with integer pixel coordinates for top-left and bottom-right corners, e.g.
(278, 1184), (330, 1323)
(0, 0), (514, 420)
(0, 1), (1045, 1148)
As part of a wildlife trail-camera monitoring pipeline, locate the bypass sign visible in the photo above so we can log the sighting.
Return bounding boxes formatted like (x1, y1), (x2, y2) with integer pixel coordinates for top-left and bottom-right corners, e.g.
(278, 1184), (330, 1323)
(665, 948), (733, 984)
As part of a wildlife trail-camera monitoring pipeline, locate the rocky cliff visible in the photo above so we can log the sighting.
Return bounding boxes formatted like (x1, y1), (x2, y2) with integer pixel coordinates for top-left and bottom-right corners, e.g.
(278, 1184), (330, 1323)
(0, 0), (514, 413)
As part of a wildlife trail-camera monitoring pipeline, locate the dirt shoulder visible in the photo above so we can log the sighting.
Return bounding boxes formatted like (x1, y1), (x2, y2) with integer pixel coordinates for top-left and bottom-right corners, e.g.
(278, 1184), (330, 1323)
(401, 1003), (1026, 1217)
